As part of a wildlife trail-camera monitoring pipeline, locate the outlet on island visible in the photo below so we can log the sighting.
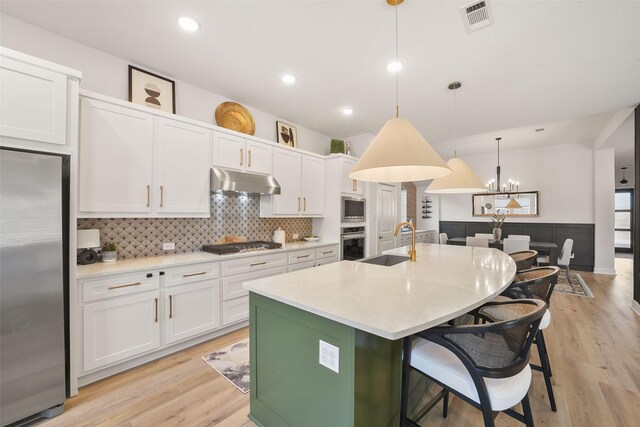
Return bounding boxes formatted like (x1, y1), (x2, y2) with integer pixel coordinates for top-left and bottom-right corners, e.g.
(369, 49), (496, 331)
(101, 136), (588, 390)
(319, 340), (339, 373)
(162, 242), (175, 251)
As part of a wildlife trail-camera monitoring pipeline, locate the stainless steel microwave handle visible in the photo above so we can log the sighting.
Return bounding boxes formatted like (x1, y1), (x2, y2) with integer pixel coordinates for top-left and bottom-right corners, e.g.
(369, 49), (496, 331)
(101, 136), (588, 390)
(342, 233), (366, 240)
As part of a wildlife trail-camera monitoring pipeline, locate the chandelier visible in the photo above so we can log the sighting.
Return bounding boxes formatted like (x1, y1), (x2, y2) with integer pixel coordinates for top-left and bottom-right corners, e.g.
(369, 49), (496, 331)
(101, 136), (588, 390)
(486, 137), (520, 192)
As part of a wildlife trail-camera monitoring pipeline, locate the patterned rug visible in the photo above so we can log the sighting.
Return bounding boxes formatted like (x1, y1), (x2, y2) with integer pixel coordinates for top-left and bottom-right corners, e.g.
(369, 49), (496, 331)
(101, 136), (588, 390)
(202, 338), (250, 393)
(554, 270), (594, 298)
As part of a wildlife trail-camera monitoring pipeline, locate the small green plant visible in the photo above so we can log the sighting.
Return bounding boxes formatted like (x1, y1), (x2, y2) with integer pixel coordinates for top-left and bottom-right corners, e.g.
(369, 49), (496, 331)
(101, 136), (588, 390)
(102, 242), (117, 252)
(489, 213), (506, 229)
(330, 138), (345, 154)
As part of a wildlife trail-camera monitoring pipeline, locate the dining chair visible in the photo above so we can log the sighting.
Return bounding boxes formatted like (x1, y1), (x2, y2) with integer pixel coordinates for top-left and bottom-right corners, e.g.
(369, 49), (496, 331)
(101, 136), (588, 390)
(475, 233), (494, 240)
(501, 266), (561, 412)
(537, 238), (573, 272)
(400, 299), (546, 427)
(510, 250), (538, 272)
(509, 235), (531, 241)
(439, 233), (448, 245)
(503, 238), (530, 254)
(466, 237), (489, 248)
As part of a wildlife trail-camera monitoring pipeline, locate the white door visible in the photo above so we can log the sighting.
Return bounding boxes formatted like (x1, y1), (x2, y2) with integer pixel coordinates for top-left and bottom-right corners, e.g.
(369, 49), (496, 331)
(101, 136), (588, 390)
(271, 149), (302, 215)
(245, 140), (273, 175)
(156, 118), (211, 215)
(377, 184), (398, 254)
(79, 98), (154, 213)
(301, 155), (325, 216)
(164, 280), (220, 345)
(211, 132), (245, 171)
(83, 291), (160, 372)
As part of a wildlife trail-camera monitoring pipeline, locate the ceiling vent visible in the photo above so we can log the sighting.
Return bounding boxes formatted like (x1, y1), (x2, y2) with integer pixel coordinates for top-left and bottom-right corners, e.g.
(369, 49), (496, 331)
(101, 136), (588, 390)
(460, 0), (495, 33)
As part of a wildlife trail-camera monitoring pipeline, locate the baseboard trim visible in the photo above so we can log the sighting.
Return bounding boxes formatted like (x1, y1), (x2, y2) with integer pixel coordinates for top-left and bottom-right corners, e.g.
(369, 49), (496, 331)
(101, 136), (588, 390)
(593, 268), (616, 275)
(632, 300), (640, 316)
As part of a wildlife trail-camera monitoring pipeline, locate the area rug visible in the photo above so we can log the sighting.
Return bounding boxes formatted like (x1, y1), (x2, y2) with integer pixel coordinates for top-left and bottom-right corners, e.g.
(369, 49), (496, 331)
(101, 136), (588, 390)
(202, 338), (250, 393)
(554, 270), (594, 298)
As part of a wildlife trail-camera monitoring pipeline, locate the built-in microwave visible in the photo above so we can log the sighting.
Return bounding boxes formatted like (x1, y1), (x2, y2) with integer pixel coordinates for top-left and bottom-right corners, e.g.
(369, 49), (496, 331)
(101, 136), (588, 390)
(341, 196), (365, 222)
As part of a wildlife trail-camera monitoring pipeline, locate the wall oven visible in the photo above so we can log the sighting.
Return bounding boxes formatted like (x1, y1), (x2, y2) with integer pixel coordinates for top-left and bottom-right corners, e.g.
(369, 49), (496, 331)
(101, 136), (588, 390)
(341, 226), (366, 261)
(341, 196), (365, 223)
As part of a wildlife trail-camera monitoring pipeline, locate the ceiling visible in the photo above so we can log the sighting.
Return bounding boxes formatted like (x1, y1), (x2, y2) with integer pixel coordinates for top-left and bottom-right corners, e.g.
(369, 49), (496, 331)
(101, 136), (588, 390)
(1, 0), (639, 146)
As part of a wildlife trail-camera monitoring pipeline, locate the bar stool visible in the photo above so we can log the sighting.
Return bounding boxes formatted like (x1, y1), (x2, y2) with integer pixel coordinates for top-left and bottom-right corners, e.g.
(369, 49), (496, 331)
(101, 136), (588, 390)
(400, 299), (546, 427)
(510, 250), (538, 272)
(439, 233), (448, 244)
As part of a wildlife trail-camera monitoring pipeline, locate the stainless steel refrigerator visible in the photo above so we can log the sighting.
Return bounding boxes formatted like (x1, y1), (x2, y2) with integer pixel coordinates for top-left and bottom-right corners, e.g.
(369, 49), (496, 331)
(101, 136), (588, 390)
(0, 148), (68, 426)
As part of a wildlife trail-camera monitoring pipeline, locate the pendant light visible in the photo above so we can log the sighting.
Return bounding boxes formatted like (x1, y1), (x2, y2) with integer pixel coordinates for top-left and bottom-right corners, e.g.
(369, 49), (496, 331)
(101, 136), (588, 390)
(620, 167), (629, 185)
(426, 82), (487, 193)
(348, 0), (451, 183)
(506, 197), (523, 209)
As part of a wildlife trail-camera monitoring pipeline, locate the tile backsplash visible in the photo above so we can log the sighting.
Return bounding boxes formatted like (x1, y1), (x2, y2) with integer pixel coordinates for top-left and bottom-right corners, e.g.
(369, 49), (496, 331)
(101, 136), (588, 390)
(78, 193), (312, 259)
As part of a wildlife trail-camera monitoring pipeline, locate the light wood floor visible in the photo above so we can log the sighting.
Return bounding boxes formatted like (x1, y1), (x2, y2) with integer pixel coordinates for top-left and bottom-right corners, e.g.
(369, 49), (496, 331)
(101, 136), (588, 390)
(44, 259), (639, 426)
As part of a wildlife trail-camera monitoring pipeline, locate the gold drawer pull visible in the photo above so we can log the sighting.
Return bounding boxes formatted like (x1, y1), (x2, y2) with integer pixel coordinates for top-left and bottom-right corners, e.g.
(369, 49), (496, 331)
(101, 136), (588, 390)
(183, 271), (206, 278)
(160, 185), (164, 208)
(250, 261), (267, 267)
(108, 281), (141, 290)
(297, 255), (310, 259)
(169, 295), (173, 319)
(248, 150), (252, 167)
(322, 251), (333, 255)
(304, 197), (307, 211)
(154, 298), (158, 323)
(298, 197), (301, 211)
(240, 148), (244, 166)
(146, 185), (150, 207)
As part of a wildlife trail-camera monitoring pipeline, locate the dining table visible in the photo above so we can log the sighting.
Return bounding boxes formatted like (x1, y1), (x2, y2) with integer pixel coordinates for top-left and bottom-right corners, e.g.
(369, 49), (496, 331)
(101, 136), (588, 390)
(446, 237), (560, 266)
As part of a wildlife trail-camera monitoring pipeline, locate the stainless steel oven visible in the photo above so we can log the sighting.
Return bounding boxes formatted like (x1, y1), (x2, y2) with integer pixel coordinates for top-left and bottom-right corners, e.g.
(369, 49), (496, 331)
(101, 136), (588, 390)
(341, 196), (365, 223)
(341, 226), (366, 261)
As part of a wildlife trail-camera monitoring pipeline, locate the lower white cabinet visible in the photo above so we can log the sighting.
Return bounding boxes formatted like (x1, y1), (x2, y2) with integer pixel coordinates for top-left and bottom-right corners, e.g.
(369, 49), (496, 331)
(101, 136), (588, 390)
(223, 296), (250, 326)
(164, 280), (220, 345)
(83, 291), (160, 372)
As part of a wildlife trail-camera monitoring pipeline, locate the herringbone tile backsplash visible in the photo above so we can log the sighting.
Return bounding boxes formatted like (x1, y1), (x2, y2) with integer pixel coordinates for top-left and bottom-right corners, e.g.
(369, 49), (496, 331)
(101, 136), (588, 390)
(78, 193), (312, 259)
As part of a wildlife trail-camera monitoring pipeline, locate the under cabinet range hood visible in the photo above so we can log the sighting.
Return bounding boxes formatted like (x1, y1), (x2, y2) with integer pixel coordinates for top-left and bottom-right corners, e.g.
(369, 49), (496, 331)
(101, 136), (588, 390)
(210, 168), (281, 195)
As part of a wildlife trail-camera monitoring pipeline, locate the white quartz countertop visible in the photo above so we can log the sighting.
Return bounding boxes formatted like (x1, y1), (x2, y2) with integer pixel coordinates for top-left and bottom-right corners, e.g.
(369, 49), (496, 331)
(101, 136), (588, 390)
(243, 243), (516, 340)
(77, 241), (339, 279)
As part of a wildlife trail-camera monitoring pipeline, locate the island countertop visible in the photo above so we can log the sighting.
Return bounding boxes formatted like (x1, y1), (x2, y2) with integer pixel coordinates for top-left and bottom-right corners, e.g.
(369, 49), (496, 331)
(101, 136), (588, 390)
(243, 243), (516, 340)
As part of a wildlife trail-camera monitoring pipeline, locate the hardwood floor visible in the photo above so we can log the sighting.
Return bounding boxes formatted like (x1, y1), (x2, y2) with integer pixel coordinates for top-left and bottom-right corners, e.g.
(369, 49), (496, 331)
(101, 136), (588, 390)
(44, 259), (639, 426)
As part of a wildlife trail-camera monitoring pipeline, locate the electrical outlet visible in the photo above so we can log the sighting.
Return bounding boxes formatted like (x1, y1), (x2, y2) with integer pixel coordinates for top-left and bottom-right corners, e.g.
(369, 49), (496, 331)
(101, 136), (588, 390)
(292, 233), (299, 240)
(319, 340), (339, 373)
(162, 242), (175, 251)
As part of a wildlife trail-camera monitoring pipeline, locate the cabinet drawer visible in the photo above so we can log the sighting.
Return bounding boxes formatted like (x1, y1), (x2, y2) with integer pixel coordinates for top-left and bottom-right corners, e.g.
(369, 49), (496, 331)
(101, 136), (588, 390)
(317, 256), (339, 267)
(163, 262), (219, 287)
(222, 296), (249, 325)
(288, 249), (315, 264)
(316, 245), (339, 260)
(288, 260), (316, 272)
(222, 252), (287, 276)
(222, 266), (287, 301)
(83, 272), (159, 302)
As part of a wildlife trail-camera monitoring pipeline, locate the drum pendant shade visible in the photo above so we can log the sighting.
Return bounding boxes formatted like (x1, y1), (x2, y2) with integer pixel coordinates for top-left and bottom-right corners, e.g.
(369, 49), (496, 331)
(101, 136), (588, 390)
(348, 117), (451, 183)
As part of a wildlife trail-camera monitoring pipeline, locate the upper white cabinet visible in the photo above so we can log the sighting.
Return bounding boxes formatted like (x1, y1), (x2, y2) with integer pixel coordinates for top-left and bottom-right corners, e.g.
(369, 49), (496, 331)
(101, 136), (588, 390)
(260, 148), (324, 217)
(212, 131), (273, 175)
(341, 157), (364, 196)
(0, 47), (81, 154)
(78, 93), (211, 218)
(156, 118), (210, 215)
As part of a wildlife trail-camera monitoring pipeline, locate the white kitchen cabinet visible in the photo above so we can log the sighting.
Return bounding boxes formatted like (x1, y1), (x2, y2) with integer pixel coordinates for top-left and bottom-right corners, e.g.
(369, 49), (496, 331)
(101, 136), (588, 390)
(164, 280), (220, 345)
(288, 260), (316, 272)
(156, 118), (211, 215)
(79, 97), (154, 214)
(316, 256), (339, 267)
(83, 290), (160, 372)
(260, 148), (324, 217)
(211, 131), (273, 175)
(222, 296), (250, 326)
(341, 157), (364, 196)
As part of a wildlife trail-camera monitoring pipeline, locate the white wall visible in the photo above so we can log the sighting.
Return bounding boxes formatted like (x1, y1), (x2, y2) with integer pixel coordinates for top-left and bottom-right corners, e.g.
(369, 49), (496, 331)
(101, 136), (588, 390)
(0, 13), (331, 155)
(415, 184), (440, 233)
(342, 133), (375, 158)
(439, 142), (595, 224)
(594, 149), (616, 274)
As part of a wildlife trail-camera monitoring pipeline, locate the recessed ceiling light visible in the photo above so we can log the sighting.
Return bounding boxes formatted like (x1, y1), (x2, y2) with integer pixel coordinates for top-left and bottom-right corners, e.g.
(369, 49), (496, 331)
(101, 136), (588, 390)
(341, 107), (354, 116)
(281, 74), (296, 84)
(178, 16), (199, 32)
(387, 61), (402, 72)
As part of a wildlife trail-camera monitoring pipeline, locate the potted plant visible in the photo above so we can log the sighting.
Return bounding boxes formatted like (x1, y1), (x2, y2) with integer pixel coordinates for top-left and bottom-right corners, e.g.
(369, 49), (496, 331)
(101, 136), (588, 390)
(101, 242), (118, 262)
(330, 138), (345, 154)
(489, 213), (506, 241)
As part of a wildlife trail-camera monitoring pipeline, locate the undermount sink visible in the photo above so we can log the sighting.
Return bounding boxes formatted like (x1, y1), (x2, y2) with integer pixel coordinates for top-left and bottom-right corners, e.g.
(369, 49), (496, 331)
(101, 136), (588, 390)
(359, 254), (411, 267)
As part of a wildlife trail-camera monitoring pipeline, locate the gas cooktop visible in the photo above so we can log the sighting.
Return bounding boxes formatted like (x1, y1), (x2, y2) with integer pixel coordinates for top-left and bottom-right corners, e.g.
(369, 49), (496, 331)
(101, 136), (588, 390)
(202, 241), (282, 255)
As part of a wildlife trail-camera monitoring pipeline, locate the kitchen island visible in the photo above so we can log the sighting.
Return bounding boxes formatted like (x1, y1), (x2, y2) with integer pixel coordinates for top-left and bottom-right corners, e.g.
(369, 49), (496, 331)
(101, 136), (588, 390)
(243, 243), (516, 427)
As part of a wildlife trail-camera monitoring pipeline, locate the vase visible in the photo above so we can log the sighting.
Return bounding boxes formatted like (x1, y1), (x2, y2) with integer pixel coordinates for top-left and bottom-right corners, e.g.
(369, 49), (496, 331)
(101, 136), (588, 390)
(492, 228), (502, 241)
(345, 141), (353, 156)
(101, 251), (117, 262)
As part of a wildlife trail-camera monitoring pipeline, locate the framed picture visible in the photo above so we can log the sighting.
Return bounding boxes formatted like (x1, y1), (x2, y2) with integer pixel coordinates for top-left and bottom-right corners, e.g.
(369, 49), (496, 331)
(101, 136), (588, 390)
(276, 121), (298, 147)
(128, 65), (176, 113)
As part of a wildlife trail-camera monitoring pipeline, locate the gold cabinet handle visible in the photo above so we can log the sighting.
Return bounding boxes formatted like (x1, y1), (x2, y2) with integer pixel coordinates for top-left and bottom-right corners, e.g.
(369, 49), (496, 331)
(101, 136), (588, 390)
(154, 298), (158, 323)
(240, 148), (243, 166)
(160, 185), (164, 208)
(250, 261), (267, 267)
(146, 185), (150, 207)
(169, 295), (173, 319)
(298, 197), (301, 211)
(322, 251), (333, 255)
(183, 271), (206, 277)
(354, 180), (358, 192)
(304, 197), (307, 212)
(108, 281), (141, 290)
(248, 150), (252, 168)
(297, 255), (310, 259)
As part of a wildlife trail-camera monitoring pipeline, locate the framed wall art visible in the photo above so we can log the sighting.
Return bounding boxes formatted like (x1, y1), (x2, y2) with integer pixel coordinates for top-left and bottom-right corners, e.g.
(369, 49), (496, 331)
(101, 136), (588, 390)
(128, 65), (176, 114)
(276, 121), (298, 148)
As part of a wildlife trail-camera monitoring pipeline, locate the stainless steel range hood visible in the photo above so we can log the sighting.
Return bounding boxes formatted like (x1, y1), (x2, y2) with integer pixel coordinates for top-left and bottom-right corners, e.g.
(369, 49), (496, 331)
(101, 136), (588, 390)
(210, 168), (281, 195)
